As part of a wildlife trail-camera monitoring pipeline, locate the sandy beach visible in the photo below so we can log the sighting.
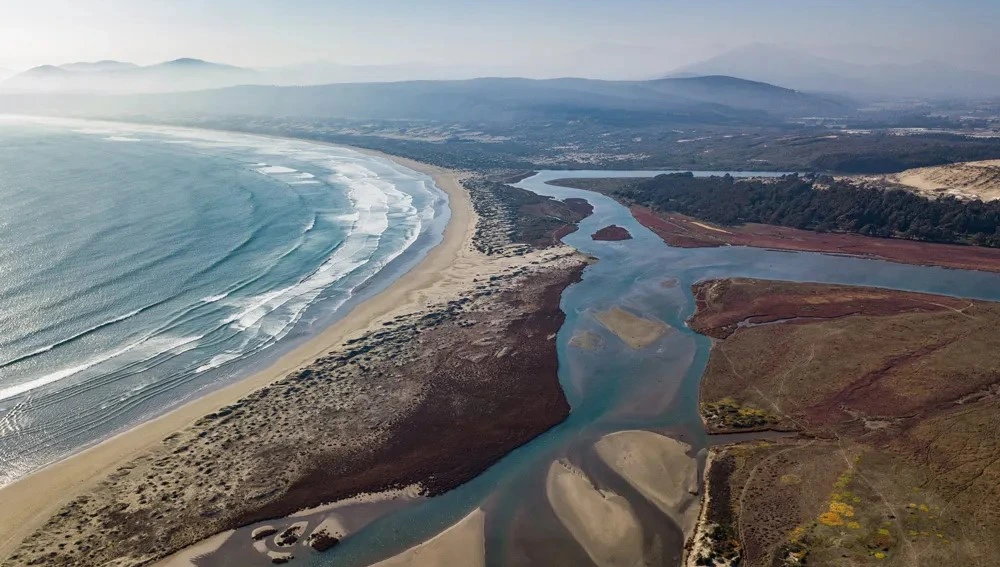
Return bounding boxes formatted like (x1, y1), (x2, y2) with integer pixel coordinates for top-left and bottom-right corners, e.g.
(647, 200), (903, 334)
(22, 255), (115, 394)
(0, 150), (473, 561)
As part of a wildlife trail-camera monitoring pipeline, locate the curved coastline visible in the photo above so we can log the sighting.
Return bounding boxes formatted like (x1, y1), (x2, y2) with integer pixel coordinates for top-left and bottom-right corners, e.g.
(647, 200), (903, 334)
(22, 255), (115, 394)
(0, 144), (472, 561)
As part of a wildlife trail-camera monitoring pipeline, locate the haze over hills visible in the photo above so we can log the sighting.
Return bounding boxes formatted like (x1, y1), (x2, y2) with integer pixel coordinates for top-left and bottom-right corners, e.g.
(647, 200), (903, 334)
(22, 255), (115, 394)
(59, 61), (138, 73)
(9, 43), (1000, 101)
(0, 75), (853, 126)
(2, 58), (256, 93)
(670, 43), (1000, 99)
(2, 54), (689, 95)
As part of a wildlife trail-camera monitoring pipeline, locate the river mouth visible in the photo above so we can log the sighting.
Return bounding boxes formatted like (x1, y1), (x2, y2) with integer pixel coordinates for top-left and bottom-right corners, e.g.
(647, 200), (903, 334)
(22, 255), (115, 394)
(175, 169), (1000, 567)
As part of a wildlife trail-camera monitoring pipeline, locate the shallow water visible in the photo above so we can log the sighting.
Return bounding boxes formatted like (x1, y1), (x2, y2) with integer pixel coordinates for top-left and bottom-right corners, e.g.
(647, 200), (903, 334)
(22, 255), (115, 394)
(305, 169), (1000, 567)
(0, 117), (447, 485)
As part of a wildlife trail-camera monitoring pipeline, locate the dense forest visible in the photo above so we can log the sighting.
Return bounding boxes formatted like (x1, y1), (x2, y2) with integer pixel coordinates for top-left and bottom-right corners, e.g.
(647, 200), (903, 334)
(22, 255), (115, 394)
(615, 173), (1000, 247)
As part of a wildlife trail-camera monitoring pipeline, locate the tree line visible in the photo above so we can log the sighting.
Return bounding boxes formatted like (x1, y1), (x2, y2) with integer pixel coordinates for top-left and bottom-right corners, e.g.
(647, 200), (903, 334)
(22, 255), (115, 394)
(616, 172), (1000, 247)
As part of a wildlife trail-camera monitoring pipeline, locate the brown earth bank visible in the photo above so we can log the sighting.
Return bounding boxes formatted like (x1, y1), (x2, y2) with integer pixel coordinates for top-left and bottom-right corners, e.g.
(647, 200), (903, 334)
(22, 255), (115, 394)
(591, 224), (633, 241)
(3, 177), (591, 567)
(546, 177), (1000, 273)
(686, 278), (1000, 567)
(633, 207), (1000, 273)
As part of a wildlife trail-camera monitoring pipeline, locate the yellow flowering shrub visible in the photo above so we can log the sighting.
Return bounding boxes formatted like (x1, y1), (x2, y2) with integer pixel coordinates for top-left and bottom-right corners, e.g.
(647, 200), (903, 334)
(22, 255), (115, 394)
(829, 501), (855, 517)
(819, 512), (844, 526)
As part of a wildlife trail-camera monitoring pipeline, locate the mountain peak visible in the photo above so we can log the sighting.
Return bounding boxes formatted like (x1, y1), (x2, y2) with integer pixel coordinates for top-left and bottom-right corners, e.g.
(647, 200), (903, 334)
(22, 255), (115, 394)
(164, 58), (208, 65)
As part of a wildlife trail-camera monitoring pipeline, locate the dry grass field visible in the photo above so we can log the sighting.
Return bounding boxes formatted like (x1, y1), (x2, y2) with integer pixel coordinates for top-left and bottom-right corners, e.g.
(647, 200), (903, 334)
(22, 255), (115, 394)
(687, 279), (1000, 567)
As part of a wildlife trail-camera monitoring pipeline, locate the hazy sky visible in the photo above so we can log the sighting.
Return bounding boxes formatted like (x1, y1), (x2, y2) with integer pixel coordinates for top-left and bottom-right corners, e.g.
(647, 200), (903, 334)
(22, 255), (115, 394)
(1, 0), (998, 75)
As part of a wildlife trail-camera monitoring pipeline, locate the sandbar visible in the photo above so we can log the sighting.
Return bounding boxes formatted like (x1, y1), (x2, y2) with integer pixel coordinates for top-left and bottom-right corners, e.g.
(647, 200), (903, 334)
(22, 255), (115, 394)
(545, 460), (645, 567)
(594, 307), (670, 349)
(594, 431), (699, 535)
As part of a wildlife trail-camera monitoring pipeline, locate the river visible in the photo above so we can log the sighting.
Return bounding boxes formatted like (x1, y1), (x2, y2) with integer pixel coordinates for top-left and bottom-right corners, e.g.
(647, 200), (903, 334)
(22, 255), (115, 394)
(243, 169), (1000, 566)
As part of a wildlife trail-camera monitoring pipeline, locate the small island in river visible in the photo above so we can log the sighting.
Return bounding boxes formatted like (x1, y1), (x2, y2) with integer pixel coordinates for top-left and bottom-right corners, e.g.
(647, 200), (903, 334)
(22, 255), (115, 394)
(591, 224), (632, 241)
(685, 278), (1000, 566)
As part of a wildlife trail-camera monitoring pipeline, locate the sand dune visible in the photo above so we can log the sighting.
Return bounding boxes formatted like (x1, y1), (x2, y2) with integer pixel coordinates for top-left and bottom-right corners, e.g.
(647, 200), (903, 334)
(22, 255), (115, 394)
(369, 509), (485, 567)
(889, 160), (1000, 201)
(545, 460), (645, 567)
(594, 431), (699, 535)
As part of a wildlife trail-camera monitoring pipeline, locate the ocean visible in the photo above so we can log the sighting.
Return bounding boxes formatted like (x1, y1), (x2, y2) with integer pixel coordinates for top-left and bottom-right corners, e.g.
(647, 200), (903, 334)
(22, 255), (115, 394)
(0, 117), (448, 485)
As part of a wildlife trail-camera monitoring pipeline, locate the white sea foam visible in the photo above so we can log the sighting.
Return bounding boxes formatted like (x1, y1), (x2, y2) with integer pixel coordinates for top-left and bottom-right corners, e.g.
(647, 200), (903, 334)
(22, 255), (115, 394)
(201, 292), (230, 304)
(256, 165), (298, 174)
(105, 136), (141, 142)
(214, 158), (424, 345)
(195, 352), (242, 373)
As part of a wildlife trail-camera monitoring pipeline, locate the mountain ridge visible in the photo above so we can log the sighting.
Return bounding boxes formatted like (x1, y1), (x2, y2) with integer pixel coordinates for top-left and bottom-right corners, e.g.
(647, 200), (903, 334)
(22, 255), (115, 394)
(0, 74), (855, 125)
(670, 43), (1000, 98)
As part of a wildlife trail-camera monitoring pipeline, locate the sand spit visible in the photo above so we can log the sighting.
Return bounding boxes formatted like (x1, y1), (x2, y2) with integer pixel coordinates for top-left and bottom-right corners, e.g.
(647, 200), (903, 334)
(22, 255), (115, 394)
(594, 307), (670, 349)
(545, 460), (645, 567)
(1, 150), (589, 566)
(369, 509), (485, 567)
(594, 431), (699, 535)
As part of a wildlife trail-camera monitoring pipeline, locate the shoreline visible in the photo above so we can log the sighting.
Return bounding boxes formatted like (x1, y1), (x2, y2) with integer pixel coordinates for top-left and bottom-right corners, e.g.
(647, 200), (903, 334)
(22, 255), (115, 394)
(0, 145), (474, 561)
